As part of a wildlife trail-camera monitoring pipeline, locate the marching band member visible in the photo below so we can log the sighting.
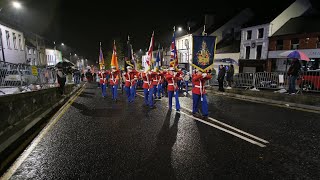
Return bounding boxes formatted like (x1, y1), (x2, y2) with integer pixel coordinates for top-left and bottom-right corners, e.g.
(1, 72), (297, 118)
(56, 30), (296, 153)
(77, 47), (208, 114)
(151, 69), (159, 100)
(99, 69), (107, 98)
(141, 68), (150, 106)
(192, 69), (212, 119)
(157, 70), (164, 99)
(123, 66), (138, 103)
(109, 66), (120, 101)
(165, 67), (180, 111)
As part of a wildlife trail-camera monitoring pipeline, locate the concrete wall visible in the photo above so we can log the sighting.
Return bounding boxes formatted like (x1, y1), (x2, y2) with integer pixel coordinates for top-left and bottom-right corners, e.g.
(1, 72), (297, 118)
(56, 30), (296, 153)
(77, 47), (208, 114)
(0, 24), (25, 64)
(0, 84), (76, 153)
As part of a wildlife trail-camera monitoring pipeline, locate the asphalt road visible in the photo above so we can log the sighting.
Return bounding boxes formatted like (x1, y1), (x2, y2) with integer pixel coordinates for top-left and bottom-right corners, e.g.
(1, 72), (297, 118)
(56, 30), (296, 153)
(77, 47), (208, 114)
(3, 83), (320, 179)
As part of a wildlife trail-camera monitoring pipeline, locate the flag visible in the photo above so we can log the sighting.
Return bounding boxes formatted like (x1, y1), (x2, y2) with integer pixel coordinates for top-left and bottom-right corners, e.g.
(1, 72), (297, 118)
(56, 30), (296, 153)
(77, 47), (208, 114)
(99, 42), (105, 69)
(170, 32), (178, 68)
(145, 31), (154, 72)
(111, 40), (119, 70)
(125, 35), (135, 70)
(155, 44), (161, 71)
(192, 36), (217, 72)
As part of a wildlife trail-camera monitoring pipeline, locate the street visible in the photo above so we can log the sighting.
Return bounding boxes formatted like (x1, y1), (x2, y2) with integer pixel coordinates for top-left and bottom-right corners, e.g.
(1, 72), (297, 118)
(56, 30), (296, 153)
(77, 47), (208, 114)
(3, 83), (320, 179)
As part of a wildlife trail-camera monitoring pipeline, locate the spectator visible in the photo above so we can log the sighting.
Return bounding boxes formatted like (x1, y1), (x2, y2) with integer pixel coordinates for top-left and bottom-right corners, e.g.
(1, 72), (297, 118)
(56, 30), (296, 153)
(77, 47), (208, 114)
(287, 59), (301, 94)
(183, 72), (190, 95)
(226, 65), (234, 89)
(73, 70), (81, 86)
(57, 68), (66, 95)
(217, 65), (226, 92)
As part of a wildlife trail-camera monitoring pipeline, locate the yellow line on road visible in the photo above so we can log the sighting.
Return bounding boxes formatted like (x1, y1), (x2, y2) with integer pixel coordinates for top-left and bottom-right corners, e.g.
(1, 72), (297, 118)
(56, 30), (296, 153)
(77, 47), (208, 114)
(0, 85), (85, 180)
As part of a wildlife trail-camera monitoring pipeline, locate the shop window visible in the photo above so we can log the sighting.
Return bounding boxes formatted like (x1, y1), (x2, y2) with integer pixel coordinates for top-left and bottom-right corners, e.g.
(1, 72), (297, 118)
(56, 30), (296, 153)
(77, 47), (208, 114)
(245, 46), (250, 59)
(276, 40), (283, 50)
(291, 38), (299, 49)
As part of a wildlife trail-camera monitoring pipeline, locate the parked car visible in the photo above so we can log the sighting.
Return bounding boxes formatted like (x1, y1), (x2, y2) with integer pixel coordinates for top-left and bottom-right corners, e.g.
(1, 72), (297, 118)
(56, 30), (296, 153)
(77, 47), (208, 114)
(298, 70), (320, 91)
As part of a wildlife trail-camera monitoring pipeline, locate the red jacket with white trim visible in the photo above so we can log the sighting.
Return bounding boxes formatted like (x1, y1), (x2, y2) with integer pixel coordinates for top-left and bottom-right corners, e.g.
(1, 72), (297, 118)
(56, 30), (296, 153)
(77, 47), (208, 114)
(192, 73), (212, 95)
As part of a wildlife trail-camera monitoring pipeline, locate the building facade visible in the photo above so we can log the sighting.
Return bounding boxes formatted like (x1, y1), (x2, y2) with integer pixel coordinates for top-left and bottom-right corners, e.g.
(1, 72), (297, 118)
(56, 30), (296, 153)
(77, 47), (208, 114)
(240, 0), (311, 61)
(0, 23), (25, 64)
(45, 49), (62, 66)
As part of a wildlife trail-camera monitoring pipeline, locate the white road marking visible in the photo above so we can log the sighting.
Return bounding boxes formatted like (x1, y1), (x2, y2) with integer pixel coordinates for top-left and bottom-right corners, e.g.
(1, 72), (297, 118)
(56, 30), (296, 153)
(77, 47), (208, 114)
(136, 92), (268, 147)
(180, 106), (269, 144)
(1, 86), (85, 180)
(177, 111), (267, 147)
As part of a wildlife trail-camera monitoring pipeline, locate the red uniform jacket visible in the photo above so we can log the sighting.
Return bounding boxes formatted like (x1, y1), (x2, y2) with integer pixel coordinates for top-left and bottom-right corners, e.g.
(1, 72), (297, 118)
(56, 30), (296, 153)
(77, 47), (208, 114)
(109, 70), (120, 85)
(124, 71), (138, 87)
(151, 72), (159, 86)
(192, 74), (212, 95)
(142, 72), (151, 89)
(165, 73), (179, 91)
(99, 72), (108, 85)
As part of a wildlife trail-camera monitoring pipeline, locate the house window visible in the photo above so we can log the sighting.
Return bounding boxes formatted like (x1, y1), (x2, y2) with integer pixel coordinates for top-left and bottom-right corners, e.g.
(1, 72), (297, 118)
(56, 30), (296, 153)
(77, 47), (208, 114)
(291, 38), (299, 49)
(256, 45), (262, 59)
(34, 49), (36, 54)
(276, 40), (283, 50)
(245, 46), (250, 59)
(28, 48), (32, 55)
(5, 30), (10, 48)
(18, 34), (22, 50)
(12, 33), (17, 49)
(258, 28), (264, 38)
(247, 30), (252, 40)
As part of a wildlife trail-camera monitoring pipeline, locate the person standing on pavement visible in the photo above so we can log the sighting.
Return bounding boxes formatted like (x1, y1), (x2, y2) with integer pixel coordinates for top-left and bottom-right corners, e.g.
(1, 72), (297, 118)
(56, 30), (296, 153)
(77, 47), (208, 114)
(192, 70), (212, 119)
(109, 66), (120, 101)
(57, 68), (66, 95)
(218, 65), (226, 92)
(165, 67), (180, 111)
(287, 59), (301, 94)
(226, 65), (234, 89)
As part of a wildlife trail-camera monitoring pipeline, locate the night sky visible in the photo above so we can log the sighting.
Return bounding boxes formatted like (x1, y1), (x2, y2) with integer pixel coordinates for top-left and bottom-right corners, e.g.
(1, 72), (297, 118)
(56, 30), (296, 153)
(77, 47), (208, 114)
(1, 0), (319, 64)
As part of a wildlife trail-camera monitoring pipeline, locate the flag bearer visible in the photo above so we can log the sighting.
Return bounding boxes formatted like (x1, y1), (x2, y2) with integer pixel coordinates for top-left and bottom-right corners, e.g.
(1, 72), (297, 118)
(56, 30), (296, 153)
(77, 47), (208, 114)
(165, 67), (180, 111)
(110, 66), (120, 101)
(192, 69), (212, 120)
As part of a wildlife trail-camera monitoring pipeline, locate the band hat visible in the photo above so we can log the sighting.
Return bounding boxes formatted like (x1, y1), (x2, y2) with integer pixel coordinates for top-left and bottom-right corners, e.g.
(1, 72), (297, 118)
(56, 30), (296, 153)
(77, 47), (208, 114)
(127, 66), (133, 69)
(168, 67), (175, 71)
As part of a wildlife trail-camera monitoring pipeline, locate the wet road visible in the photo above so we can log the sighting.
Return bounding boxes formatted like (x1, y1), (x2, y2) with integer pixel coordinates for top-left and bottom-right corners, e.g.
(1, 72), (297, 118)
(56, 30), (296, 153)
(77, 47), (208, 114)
(4, 83), (320, 179)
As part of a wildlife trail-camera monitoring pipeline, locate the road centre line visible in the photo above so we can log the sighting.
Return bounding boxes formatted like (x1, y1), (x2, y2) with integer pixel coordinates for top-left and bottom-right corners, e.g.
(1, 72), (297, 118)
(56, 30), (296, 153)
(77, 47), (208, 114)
(136, 93), (267, 147)
(1, 86), (85, 180)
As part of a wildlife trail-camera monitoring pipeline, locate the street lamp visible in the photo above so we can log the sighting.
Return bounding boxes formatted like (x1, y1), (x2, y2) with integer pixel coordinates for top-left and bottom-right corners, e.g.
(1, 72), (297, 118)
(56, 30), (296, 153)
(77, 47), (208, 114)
(12, 1), (22, 9)
(178, 27), (182, 31)
(61, 43), (64, 46)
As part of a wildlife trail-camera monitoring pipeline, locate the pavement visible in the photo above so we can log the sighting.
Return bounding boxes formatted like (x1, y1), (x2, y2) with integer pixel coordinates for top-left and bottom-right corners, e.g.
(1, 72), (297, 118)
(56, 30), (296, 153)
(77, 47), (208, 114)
(1, 83), (320, 179)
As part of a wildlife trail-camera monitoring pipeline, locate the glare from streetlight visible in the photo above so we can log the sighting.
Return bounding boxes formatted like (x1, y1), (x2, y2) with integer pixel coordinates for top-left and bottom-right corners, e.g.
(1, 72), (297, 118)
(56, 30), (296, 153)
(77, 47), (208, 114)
(61, 43), (64, 46)
(74, 54), (77, 56)
(178, 27), (182, 31)
(12, 1), (22, 9)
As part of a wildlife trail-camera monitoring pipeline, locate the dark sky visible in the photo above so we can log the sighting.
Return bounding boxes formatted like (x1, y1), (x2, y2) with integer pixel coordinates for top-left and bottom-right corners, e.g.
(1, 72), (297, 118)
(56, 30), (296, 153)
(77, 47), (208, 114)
(1, 0), (319, 64)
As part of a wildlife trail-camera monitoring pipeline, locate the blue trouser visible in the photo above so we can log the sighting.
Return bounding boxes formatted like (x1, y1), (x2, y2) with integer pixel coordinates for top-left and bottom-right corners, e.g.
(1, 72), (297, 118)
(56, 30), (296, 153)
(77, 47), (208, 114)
(185, 81), (189, 94)
(144, 88), (149, 105)
(134, 84), (137, 97)
(125, 87), (132, 102)
(157, 84), (162, 98)
(192, 94), (208, 117)
(289, 75), (297, 94)
(168, 90), (180, 110)
(131, 86), (135, 101)
(101, 84), (106, 97)
(153, 85), (157, 98)
(111, 84), (118, 100)
(148, 87), (154, 107)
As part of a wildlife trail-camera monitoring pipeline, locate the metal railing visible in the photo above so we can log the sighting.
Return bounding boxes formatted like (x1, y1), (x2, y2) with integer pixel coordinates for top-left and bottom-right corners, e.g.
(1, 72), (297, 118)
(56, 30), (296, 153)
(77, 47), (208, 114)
(232, 71), (320, 93)
(0, 61), (59, 95)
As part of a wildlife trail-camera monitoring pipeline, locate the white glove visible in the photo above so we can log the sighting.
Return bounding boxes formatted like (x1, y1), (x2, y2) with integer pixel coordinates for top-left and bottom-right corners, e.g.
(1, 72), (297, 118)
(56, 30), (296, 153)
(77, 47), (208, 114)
(202, 73), (207, 78)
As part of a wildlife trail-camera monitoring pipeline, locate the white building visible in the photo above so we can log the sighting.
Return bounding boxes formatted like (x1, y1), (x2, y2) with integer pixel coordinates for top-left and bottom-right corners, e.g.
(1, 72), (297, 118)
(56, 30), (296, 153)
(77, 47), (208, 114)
(25, 40), (38, 66)
(45, 49), (62, 66)
(175, 34), (193, 72)
(0, 23), (25, 64)
(240, 0), (311, 60)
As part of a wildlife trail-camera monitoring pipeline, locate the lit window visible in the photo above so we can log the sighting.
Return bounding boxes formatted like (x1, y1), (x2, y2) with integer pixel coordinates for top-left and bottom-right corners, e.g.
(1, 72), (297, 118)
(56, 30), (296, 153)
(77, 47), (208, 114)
(291, 38), (299, 49)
